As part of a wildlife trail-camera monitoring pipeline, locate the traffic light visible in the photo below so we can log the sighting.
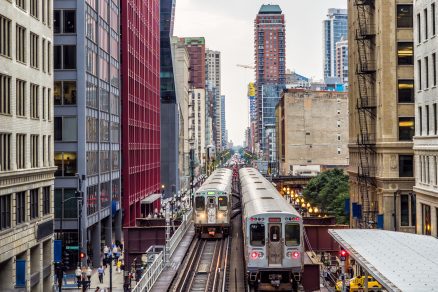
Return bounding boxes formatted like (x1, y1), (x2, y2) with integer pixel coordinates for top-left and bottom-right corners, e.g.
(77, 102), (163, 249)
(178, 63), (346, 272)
(80, 251), (86, 260)
(339, 248), (347, 261)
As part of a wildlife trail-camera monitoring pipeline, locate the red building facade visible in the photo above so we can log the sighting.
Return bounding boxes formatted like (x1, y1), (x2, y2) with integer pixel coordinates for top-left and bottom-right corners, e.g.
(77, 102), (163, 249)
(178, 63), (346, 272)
(121, 0), (161, 226)
(182, 37), (206, 89)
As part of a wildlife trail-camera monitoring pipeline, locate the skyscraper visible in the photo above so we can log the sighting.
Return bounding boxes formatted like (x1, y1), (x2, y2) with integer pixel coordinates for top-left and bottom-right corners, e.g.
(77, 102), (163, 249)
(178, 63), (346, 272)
(221, 95), (227, 148)
(0, 2), (56, 289)
(121, 0), (160, 227)
(54, 0), (122, 267)
(335, 37), (349, 83)
(254, 4), (286, 152)
(206, 49), (222, 151)
(323, 8), (348, 79)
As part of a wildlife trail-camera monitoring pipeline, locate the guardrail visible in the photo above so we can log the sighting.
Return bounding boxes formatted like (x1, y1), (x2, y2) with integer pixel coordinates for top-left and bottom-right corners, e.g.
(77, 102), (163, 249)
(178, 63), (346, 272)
(132, 208), (193, 292)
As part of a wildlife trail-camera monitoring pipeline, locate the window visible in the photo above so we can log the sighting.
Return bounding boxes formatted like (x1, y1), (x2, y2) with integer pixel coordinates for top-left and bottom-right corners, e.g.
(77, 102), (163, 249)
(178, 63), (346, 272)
(54, 45), (76, 69)
(16, 192), (25, 224)
(16, 79), (26, 116)
(397, 42), (413, 65)
(0, 194), (11, 230)
(0, 133), (11, 171)
(30, 83), (39, 118)
(54, 117), (77, 141)
(433, 53), (437, 87)
(422, 204), (431, 235)
(250, 224), (265, 246)
(87, 185), (98, 216)
(41, 0), (46, 23)
(42, 39), (46, 72)
(433, 3), (436, 36)
(43, 187), (51, 215)
(42, 87), (46, 119)
(425, 8), (429, 40)
(397, 5), (413, 28)
(100, 151), (110, 173)
(218, 196), (227, 211)
(0, 74), (11, 114)
(417, 13), (421, 43)
(30, 0), (38, 18)
(195, 196), (205, 211)
(86, 117), (98, 142)
(0, 15), (11, 57)
(418, 60), (422, 90)
(426, 105), (430, 135)
(269, 225), (280, 242)
(30, 32), (39, 68)
(30, 189), (38, 219)
(434, 104), (437, 135)
(399, 155), (414, 177)
(398, 80), (414, 103)
(54, 152), (77, 176)
(47, 41), (51, 74)
(16, 134), (25, 169)
(400, 194), (409, 226)
(42, 135), (46, 166)
(54, 188), (77, 219)
(16, 24), (26, 63)
(285, 223), (300, 246)
(426, 57), (430, 88)
(86, 151), (98, 175)
(30, 135), (38, 168)
(54, 81), (76, 105)
(16, 0), (26, 10)
(63, 11), (76, 33)
(53, 10), (60, 33)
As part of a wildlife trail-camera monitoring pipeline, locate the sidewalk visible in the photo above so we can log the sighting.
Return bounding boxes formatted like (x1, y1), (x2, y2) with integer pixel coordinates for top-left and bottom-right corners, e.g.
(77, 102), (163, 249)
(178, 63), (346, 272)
(64, 264), (125, 291)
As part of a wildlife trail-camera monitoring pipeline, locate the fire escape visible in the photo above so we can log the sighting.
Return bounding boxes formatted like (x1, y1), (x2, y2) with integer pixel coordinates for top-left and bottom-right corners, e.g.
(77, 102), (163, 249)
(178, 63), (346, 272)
(355, 0), (377, 227)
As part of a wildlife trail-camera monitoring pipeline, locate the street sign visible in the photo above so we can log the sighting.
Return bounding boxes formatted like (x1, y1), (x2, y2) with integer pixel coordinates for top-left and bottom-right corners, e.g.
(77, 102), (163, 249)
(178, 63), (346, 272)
(66, 246), (79, 250)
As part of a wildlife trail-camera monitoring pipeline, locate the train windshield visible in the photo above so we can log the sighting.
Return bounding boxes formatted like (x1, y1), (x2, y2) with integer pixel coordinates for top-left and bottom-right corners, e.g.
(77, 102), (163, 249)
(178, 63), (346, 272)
(285, 223), (300, 246)
(218, 196), (227, 210)
(195, 196), (205, 211)
(250, 224), (265, 246)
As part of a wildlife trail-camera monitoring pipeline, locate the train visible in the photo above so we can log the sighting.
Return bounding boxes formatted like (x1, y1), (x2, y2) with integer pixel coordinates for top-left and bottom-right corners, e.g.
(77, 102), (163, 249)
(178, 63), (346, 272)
(240, 167), (304, 291)
(194, 168), (233, 238)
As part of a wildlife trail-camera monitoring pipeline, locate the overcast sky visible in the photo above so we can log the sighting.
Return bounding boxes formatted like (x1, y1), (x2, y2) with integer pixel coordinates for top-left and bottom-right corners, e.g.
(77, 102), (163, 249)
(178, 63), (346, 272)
(174, 0), (347, 146)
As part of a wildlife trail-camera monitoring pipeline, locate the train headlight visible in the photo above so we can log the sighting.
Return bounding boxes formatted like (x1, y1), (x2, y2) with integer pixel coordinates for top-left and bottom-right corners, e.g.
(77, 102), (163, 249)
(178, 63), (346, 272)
(292, 251), (300, 259)
(217, 213), (223, 220)
(250, 252), (259, 259)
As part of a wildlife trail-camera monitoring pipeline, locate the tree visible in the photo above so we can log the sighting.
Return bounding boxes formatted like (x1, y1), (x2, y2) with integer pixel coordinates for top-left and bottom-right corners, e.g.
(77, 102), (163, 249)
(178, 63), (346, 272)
(303, 169), (349, 224)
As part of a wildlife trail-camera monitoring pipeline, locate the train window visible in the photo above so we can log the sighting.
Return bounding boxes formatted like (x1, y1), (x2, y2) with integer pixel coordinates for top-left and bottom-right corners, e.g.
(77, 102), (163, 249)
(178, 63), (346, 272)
(250, 224), (265, 246)
(270, 225), (281, 242)
(285, 224), (300, 246)
(195, 196), (205, 211)
(218, 196), (227, 210)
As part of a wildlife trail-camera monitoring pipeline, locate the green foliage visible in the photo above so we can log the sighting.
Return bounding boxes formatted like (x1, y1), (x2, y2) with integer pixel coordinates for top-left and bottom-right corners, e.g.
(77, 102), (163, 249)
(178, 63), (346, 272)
(303, 169), (349, 224)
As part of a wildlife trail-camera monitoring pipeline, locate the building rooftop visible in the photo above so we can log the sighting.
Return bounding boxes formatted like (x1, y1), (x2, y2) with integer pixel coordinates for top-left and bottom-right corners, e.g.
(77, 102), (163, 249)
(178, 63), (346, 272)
(259, 4), (282, 14)
(183, 37), (205, 45)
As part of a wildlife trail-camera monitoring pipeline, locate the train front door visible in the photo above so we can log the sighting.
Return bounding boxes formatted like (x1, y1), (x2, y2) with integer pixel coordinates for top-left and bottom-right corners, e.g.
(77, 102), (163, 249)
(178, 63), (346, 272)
(268, 224), (282, 265)
(207, 196), (216, 224)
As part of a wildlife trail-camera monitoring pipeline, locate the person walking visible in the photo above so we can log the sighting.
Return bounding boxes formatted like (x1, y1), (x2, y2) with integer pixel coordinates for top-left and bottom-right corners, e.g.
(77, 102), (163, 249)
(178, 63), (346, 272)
(97, 266), (105, 284)
(86, 266), (92, 282)
(116, 260), (122, 273)
(75, 266), (82, 284)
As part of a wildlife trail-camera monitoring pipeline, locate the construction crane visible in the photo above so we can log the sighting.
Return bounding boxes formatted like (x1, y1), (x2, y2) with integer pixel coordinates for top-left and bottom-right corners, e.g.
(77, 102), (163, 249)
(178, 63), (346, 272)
(236, 64), (255, 70)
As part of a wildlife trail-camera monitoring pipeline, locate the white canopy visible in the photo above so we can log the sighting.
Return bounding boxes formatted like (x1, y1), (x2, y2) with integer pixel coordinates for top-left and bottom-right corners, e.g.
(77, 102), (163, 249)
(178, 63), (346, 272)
(140, 193), (161, 204)
(329, 229), (438, 292)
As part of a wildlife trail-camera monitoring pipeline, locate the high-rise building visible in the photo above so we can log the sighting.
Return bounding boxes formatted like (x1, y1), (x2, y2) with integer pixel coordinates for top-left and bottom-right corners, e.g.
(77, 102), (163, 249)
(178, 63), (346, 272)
(191, 89), (206, 168)
(323, 8), (348, 79)
(335, 37), (348, 83)
(121, 0), (160, 227)
(206, 49), (222, 151)
(221, 95), (226, 148)
(0, 2), (56, 289)
(206, 50), (221, 92)
(54, 0), (122, 267)
(254, 4), (286, 152)
(348, 1), (415, 231)
(160, 0), (179, 197)
(414, 0), (437, 236)
(184, 37), (206, 89)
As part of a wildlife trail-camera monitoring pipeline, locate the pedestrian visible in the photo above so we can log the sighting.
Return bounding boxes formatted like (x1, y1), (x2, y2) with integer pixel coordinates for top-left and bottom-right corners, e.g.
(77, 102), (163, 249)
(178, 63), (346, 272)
(103, 245), (109, 258)
(86, 266), (92, 281)
(75, 266), (82, 283)
(116, 260), (122, 273)
(97, 266), (104, 284)
(112, 245), (119, 263)
(95, 286), (100, 292)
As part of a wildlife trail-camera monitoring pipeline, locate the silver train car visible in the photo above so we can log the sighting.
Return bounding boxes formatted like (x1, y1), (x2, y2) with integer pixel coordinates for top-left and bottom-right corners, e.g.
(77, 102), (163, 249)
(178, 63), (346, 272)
(240, 168), (304, 291)
(194, 168), (233, 238)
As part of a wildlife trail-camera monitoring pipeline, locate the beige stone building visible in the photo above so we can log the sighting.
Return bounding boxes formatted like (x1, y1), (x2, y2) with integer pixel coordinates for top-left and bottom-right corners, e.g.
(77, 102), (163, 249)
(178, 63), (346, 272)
(0, 1), (57, 291)
(275, 89), (349, 176)
(348, 0), (415, 231)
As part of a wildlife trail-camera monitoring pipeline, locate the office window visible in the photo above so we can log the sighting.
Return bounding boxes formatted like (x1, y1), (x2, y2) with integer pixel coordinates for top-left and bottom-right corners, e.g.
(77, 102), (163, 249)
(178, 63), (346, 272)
(54, 81), (76, 105)
(30, 0), (38, 18)
(0, 133), (11, 171)
(42, 186), (50, 215)
(0, 194), (11, 230)
(47, 88), (51, 120)
(54, 152), (77, 176)
(399, 155), (414, 177)
(397, 5), (413, 28)
(418, 13), (422, 43)
(42, 135), (46, 165)
(54, 188), (77, 219)
(426, 57), (430, 88)
(100, 120), (109, 142)
(418, 60), (423, 90)
(86, 151), (98, 175)
(30, 32), (39, 68)
(16, 0), (26, 10)
(427, 105), (430, 135)
(434, 104), (437, 135)
(30, 83), (39, 118)
(42, 87), (46, 119)
(422, 204), (431, 235)
(54, 116), (77, 141)
(54, 45), (76, 69)
(0, 74), (11, 114)
(433, 53), (437, 87)
(397, 42), (413, 65)
(42, 39), (46, 72)
(86, 116), (98, 142)
(398, 80), (414, 103)
(425, 8), (429, 40)
(53, 10), (60, 33)
(16, 192), (25, 224)
(399, 117), (415, 140)
(47, 0), (51, 27)
(30, 189), (38, 219)
(30, 135), (38, 168)
(41, 0), (46, 23)
(16, 80), (26, 117)
(400, 194), (409, 226)
(0, 15), (11, 57)
(433, 3), (436, 36)
(16, 24), (26, 63)
(63, 11), (76, 33)
(47, 41), (51, 74)
(16, 134), (25, 169)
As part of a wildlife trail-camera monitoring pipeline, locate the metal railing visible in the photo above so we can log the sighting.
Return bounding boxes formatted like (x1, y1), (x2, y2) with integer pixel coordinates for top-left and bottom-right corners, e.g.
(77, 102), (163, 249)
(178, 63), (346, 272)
(167, 209), (193, 258)
(132, 249), (165, 292)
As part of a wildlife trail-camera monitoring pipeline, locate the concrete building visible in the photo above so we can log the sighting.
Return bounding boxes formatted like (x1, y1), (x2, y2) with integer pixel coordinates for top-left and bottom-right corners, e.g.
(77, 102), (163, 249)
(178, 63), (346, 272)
(206, 50), (222, 151)
(348, 1), (415, 231)
(323, 8), (348, 79)
(254, 4), (286, 151)
(184, 37), (206, 89)
(0, 2), (56, 290)
(160, 0), (179, 197)
(335, 37), (349, 84)
(414, 0), (438, 236)
(206, 49), (221, 92)
(221, 95), (227, 149)
(262, 84), (284, 162)
(275, 89), (349, 176)
(121, 0), (160, 226)
(191, 88), (206, 169)
(53, 0), (122, 267)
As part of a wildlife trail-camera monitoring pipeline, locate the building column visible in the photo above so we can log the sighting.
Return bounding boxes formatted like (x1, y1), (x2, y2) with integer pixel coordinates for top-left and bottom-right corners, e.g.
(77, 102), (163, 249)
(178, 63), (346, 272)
(104, 216), (112, 247)
(91, 222), (101, 268)
(114, 210), (122, 243)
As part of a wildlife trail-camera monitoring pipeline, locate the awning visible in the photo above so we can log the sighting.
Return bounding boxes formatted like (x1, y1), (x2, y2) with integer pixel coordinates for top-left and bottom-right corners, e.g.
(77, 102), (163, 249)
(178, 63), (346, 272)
(141, 193), (161, 204)
(329, 229), (438, 292)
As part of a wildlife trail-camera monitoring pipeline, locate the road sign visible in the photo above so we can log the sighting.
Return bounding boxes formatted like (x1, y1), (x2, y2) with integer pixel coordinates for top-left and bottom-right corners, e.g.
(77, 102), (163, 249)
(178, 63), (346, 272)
(66, 246), (79, 250)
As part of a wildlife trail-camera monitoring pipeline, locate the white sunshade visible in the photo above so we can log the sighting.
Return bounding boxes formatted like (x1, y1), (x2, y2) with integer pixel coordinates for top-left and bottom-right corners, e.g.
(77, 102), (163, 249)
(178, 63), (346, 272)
(329, 229), (438, 292)
(140, 193), (161, 204)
